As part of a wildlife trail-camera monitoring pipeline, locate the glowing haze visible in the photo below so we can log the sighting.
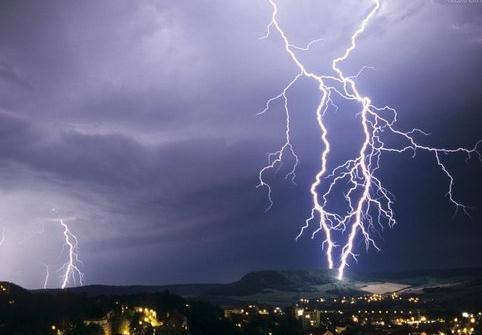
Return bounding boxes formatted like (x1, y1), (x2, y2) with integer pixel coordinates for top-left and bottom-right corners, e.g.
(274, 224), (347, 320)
(0, 0), (481, 288)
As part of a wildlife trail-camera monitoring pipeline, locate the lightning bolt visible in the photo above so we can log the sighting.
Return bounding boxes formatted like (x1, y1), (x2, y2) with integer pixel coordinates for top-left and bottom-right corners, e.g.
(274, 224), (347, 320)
(42, 263), (50, 289)
(258, 0), (481, 280)
(258, 0), (338, 269)
(0, 228), (5, 247)
(56, 217), (84, 289)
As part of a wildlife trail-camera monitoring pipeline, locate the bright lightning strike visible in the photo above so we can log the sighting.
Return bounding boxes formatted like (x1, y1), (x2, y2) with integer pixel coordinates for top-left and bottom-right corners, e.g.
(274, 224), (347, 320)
(258, 0), (481, 280)
(55, 217), (84, 289)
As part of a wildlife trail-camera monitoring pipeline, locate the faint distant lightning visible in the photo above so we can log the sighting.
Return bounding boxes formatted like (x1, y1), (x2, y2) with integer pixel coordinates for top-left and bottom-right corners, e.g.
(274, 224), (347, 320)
(258, 0), (481, 279)
(0, 228), (5, 247)
(42, 263), (50, 289)
(55, 217), (84, 289)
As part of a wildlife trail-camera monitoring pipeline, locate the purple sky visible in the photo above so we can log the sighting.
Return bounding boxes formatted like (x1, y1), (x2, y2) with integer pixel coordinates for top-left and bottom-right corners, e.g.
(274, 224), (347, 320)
(0, 0), (481, 289)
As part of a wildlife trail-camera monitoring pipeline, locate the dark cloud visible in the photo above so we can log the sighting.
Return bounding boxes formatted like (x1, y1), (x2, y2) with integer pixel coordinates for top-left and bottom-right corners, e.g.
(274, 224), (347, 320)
(0, 0), (481, 288)
(0, 62), (32, 91)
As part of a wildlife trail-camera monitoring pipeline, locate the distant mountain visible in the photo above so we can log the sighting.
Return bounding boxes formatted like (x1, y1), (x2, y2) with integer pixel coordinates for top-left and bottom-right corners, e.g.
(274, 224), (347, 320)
(358, 267), (482, 283)
(28, 267), (482, 305)
(35, 283), (220, 298)
(207, 270), (335, 296)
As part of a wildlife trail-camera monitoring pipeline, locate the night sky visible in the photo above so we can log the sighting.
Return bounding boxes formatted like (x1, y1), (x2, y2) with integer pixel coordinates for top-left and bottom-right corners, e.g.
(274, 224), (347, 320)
(0, 0), (481, 289)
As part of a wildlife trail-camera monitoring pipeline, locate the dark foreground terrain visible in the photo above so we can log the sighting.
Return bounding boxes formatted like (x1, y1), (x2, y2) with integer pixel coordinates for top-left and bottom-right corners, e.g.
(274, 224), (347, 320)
(2, 268), (482, 334)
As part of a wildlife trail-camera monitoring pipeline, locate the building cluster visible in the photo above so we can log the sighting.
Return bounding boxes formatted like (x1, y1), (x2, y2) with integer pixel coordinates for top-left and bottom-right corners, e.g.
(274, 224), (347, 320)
(51, 304), (188, 335)
(224, 304), (285, 329)
(223, 293), (482, 335)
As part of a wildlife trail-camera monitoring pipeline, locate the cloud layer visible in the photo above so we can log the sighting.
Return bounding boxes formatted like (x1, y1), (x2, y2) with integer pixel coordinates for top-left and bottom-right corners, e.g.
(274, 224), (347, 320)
(0, 0), (481, 288)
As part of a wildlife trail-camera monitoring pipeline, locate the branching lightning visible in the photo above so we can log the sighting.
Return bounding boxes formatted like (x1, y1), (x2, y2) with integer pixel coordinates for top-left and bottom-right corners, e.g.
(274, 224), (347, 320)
(55, 217), (84, 289)
(258, 0), (481, 279)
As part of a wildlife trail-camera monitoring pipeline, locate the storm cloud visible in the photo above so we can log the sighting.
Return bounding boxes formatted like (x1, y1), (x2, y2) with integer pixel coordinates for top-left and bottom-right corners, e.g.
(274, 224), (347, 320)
(0, 0), (481, 288)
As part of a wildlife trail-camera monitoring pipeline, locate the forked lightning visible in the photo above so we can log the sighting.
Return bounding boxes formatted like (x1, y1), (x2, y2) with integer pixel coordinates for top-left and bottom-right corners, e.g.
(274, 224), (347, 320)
(56, 217), (84, 289)
(258, 0), (481, 279)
